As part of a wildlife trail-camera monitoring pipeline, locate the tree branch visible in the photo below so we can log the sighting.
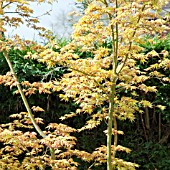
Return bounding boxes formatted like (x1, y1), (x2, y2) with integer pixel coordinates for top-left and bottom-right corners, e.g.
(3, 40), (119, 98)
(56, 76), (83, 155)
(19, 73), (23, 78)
(69, 67), (110, 97)
(2, 2), (13, 9)
(116, 5), (146, 74)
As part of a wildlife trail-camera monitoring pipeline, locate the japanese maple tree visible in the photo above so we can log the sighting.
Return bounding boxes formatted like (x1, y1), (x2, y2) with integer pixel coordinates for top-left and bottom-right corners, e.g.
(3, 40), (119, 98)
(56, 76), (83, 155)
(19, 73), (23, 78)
(42, 0), (168, 169)
(0, 0), (170, 170)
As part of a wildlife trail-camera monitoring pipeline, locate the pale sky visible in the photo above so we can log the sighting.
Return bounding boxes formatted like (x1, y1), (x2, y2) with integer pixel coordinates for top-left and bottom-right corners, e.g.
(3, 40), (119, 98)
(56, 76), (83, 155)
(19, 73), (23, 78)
(5, 0), (76, 41)
(5, 1), (170, 41)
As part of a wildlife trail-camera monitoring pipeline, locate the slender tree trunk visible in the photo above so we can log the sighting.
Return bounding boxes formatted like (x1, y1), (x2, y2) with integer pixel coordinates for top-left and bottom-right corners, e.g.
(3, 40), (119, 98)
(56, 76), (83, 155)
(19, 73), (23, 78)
(107, 100), (114, 170)
(3, 51), (56, 160)
(106, 0), (118, 167)
(107, 78), (117, 170)
(145, 107), (150, 130)
(140, 113), (148, 142)
(158, 112), (161, 141)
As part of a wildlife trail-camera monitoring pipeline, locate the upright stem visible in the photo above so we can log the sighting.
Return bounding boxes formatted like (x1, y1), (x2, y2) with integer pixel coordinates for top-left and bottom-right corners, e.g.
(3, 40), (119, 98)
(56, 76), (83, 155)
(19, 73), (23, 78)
(104, 0), (119, 169)
(158, 112), (161, 141)
(145, 107), (150, 130)
(113, 0), (119, 157)
(107, 78), (117, 170)
(3, 51), (56, 160)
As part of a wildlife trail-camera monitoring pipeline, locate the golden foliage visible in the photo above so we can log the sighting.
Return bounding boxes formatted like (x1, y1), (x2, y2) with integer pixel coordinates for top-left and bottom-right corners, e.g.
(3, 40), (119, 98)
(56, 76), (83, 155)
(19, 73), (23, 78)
(0, 112), (85, 169)
(1, 0), (170, 169)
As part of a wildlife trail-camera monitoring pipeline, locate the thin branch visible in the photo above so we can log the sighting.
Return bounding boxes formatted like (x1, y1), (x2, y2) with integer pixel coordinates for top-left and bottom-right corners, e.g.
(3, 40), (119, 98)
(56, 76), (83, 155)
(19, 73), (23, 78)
(115, 0), (118, 73)
(116, 5), (146, 74)
(69, 67), (110, 97)
(4, 11), (21, 14)
(41, 67), (62, 82)
(2, 2), (13, 9)
(103, 0), (116, 70)
(88, 161), (95, 170)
